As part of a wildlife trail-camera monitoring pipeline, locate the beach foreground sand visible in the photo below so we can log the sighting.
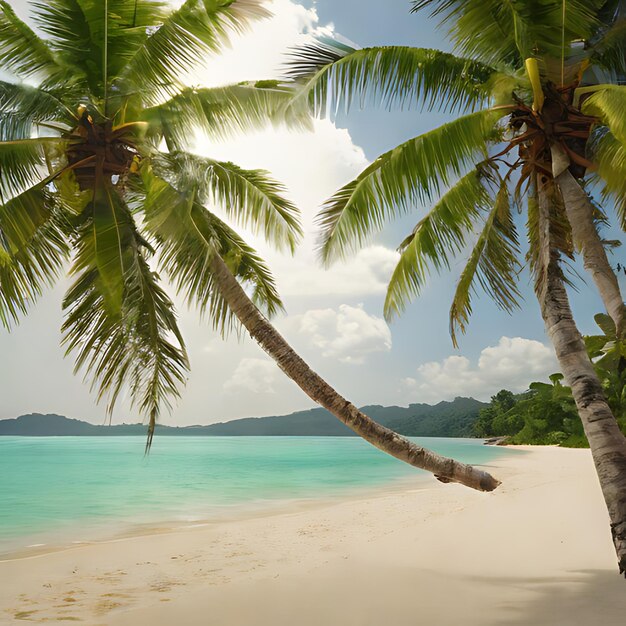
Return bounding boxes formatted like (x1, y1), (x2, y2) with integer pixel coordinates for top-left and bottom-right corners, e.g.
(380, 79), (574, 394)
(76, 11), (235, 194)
(1, 446), (625, 625)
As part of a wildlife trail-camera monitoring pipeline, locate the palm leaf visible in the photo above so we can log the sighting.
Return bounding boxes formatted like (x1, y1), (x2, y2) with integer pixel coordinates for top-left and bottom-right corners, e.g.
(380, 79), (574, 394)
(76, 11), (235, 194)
(287, 40), (503, 116)
(32, 0), (170, 97)
(70, 172), (139, 314)
(448, 178), (522, 347)
(142, 169), (284, 330)
(122, 247), (189, 450)
(0, 184), (56, 252)
(152, 151), (302, 253)
(411, 0), (601, 66)
(142, 82), (310, 149)
(317, 107), (508, 265)
(0, 187), (69, 328)
(62, 179), (188, 429)
(0, 138), (64, 199)
(31, 0), (96, 92)
(0, 1), (60, 79)
(96, 0), (169, 80)
(0, 81), (72, 138)
(384, 169), (491, 321)
(582, 85), (626, 147)
(117, 0), (270, 103)
(588, 126), (626, 229)
(590, 17), (626, 74)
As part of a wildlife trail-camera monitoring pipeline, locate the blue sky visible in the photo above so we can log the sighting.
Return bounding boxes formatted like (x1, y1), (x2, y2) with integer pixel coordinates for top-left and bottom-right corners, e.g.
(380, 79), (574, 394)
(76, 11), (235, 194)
(0, 0), (622, 425)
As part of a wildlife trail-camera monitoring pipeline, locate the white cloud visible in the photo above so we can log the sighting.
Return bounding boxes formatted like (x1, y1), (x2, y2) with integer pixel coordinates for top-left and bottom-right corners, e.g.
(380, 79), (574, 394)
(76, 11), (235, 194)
(193, 115), (400, 299)
(188, 2), (400, 300)
(295, 304), (392, 364)
(403, 337), (559, 402)
(278, 245), (400, 297)
(223, 357), (279, 394)
(201, 339), (221, 353)
(192, 0), (333, 87)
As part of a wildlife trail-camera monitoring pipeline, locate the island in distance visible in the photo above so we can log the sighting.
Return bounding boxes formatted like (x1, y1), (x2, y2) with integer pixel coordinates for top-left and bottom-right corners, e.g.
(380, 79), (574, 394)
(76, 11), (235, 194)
(0, 397), (486, 438)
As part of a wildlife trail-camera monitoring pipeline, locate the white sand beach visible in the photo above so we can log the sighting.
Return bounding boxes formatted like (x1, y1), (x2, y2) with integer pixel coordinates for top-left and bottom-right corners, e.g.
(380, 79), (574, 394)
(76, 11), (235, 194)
(1, 446), (625, 625)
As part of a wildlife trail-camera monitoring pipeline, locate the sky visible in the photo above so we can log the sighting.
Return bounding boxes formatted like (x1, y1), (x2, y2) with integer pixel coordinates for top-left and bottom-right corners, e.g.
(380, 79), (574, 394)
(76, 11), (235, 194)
(0, 0), (623, 425)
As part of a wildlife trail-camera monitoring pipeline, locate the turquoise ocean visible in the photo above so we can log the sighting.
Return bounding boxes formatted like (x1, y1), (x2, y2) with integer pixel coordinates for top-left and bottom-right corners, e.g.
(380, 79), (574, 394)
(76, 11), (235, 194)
(0, 436), (514, 555)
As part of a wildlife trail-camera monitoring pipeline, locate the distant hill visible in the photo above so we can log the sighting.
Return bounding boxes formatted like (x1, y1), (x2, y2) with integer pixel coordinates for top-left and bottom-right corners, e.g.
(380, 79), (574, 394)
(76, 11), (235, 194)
(0, 397), (487, 438)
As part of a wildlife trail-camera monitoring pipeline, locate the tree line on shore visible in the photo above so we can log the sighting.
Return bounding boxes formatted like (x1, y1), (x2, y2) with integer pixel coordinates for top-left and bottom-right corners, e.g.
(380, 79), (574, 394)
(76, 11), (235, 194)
(477, 313), (626, 447)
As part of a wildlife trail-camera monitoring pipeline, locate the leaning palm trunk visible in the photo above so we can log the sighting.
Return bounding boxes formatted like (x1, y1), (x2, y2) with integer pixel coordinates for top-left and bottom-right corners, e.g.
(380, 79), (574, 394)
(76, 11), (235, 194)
(209, 254), (500, 492)
(551, 146), (625, 334)
(537, 181), (626, 575)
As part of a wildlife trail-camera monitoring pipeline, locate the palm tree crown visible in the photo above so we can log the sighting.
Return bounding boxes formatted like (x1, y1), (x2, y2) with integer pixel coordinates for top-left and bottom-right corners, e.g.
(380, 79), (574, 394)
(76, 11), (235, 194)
(288, 0), (626, 344)
(0, 0), (306, 444)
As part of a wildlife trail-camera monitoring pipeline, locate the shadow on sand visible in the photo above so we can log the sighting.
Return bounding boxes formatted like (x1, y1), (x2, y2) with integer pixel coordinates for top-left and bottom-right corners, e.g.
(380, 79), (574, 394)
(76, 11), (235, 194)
(479, 569), (626, 625)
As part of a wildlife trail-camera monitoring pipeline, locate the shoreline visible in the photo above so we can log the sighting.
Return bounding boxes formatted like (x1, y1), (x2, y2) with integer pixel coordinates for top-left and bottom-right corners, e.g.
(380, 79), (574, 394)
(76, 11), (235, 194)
(0, 471), (439, 562)
(2, 446), (625, 625)
(0, 439), (515, 562)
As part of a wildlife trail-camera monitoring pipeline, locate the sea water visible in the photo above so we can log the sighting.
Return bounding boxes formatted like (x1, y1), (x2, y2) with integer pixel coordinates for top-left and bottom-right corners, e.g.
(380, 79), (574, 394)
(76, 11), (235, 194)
(0, 436), (515, 555)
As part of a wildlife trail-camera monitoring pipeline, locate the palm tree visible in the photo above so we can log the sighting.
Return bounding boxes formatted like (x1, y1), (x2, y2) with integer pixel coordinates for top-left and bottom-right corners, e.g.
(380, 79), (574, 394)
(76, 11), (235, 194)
(288, 0), (626, 573)
(0, 1), (499, 492)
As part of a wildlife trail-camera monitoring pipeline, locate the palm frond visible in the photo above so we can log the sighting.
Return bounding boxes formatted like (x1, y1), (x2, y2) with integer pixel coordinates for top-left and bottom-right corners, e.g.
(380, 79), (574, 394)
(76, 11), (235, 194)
(0, 114), (34, 146)
(143, 82), (310, 149)
(317, 107), (508, 265)
(383, 169), (491, 320)
(448, 178), (522, 347)
(0, 186), (69, 328)
(32, 0), (172, 96)
(70, 171), (141, 314)
(31, 0), (96, 91)
(287, 40), (501, 115)
(0, 81), (70, 121)
(590, 17), (626, 74)
(0, 81), (72, 134)
(95, 0), (169, 81)
(0, 1), (60, 79)
(411, 0), (601, 66)
(285, 36), (354, 82)
(142, 169), (284, 330)
(117, 0), (271, 103)
(1, 183), (56, 253)
(0, 138), (63, 199)
(62, 176), (188, 427)
(582, 85), (626, 147)
(152, 151), (302, 253)
(588, 126), (626, 229)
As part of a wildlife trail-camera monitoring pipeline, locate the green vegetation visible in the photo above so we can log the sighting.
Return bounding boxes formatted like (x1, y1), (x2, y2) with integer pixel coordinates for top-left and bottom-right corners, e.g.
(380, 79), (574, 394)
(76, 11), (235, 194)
(476, 314), (626, 447)
(0, 398), (487, 437)
(585, 313), (626, 436)
(475, 377), (586, 447)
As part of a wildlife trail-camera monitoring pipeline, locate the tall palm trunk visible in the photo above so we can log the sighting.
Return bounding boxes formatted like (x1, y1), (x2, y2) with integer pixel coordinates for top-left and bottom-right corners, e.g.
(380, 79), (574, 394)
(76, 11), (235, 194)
(551, 145), (625, 334)
(536, 180), (626, 576)
(209, 254), (500, 492)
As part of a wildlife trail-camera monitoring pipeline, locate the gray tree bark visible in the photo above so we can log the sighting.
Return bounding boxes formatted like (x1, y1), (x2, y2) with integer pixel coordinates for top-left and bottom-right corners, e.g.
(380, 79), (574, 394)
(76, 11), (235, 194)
(551, 144), (625, 334)
(209, 254), (500, 492)
(536, 178), (626, 576)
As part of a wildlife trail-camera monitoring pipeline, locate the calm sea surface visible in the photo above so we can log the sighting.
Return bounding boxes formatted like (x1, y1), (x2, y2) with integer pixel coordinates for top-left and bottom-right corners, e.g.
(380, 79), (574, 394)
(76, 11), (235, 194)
(0, 436), (514, 555)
